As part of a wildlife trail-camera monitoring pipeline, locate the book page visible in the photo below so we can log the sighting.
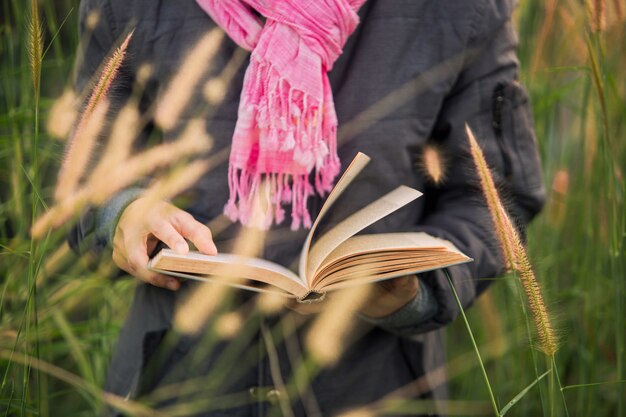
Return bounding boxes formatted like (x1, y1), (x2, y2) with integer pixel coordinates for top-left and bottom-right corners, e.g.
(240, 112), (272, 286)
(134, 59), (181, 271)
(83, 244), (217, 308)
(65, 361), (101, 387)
(314, 252), (436, 282)
(306, 186), (423, 283)
(311, 233), (470, 288)
(149, 249), (307, 297)
(297, 152), (371, 281)
(321, 256), (472, 291)
(149, 269), (297, 298)
(320, 254), (466, 284)
(320, 232), (457, 268)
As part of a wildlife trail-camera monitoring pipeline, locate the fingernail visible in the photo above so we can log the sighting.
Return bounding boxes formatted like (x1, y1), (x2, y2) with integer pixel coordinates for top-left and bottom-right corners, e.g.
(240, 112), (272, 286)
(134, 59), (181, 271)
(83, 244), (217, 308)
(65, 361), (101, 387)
(167, 279), (179, 291)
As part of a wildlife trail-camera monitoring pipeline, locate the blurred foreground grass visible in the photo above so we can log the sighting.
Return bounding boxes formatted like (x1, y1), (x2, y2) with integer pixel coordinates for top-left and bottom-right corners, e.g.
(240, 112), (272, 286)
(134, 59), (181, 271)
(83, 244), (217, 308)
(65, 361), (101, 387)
(1, 0), (624, 416)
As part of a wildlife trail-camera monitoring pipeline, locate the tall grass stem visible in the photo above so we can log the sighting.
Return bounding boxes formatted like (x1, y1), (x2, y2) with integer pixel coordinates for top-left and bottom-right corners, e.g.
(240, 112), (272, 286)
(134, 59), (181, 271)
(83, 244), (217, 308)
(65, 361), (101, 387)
(444, 270), (499, 416)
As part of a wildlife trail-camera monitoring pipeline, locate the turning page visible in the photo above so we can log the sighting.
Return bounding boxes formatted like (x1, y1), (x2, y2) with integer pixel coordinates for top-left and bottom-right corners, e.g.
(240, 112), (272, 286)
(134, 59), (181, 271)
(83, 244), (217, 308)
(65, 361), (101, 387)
(297, 152), (371, 279)
(305, 186), (422, 283)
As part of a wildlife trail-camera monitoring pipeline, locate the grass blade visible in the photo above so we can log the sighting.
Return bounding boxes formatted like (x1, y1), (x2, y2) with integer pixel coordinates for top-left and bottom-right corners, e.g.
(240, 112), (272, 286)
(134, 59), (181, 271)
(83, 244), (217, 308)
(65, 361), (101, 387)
(500, 369), (551, 416)
(562, 380), (626, 391)
(444, 270), (500, 416)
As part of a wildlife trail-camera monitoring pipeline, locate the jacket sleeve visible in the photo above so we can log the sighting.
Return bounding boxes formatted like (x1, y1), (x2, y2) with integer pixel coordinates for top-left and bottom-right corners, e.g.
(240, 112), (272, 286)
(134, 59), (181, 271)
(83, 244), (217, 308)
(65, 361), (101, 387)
(67, 0), (145, 255)
(371, 1), (546, 336)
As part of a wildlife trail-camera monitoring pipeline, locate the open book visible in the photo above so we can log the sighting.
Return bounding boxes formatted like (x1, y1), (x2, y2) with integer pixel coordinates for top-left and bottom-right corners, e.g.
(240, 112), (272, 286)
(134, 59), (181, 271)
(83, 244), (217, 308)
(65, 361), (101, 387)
(148, 153), (472, 301)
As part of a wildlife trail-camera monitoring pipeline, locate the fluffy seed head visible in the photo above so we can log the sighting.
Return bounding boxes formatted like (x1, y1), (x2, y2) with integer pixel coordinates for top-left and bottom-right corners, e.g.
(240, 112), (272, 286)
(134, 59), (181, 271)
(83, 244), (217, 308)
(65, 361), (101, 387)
(306, 285), (371, 366)
(142, 159), (211, 204)
(83, 31), (133, 120)
(257, 292), (287, 314)
(204, 79), (226, 104)
(512, 239), (559, 355)
(215, 312), (243, 339)
(28, 0), (43, 95)
(85, 9), (100, 30)
(55, 31), (133, 201)
(465, 125), (516, 270)
(203, 48), (248, 105)
(552, 169), (570, 195)
(47, 90), (78, 139)
(175, 213), (266, 334)
(547, 169), (569, 227)
(466, 124), (557, 355)
(420, 144), (446, 184)
(55, 100), (109, 201)
(31, 189), (90, 238)
(88, 119), (212, 205)
(136, 63), (153, 86)
(155, 30), (224, 130)
(586, 0), (607, 32)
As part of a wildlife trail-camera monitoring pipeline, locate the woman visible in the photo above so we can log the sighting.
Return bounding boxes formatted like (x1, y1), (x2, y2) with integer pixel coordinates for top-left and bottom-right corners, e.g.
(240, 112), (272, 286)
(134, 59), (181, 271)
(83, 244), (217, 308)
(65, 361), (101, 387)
(69, 0), (545, 415)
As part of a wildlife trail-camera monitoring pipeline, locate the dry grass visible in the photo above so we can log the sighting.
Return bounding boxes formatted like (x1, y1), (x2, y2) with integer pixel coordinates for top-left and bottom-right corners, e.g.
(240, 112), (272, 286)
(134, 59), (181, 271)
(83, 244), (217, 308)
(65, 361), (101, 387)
(155, 30), (224, 130)
(27, 0), (43, 96)
(305, 285), (372, 366)
(466, 124), (557, 356)
(46, 89), (78, 139)
(55, 31), (133, 201)
(419, 143), (446, 185)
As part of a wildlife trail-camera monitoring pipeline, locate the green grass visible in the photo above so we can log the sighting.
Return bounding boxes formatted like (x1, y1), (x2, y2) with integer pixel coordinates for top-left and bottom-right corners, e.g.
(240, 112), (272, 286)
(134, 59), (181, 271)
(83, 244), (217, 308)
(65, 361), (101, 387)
(1, 1), (625, 416)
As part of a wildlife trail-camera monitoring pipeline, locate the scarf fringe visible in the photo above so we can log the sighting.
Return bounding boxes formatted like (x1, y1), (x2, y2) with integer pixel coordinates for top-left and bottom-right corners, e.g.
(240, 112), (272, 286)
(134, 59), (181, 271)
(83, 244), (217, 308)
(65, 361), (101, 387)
(225, 168), (316, 230)
(226, 58), (340, 230)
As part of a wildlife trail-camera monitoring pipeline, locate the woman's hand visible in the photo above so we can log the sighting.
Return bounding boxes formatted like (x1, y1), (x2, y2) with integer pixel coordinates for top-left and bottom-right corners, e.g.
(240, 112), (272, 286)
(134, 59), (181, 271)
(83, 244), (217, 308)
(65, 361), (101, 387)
(358, 275), (420, 318)
(112, 198), (217, 291)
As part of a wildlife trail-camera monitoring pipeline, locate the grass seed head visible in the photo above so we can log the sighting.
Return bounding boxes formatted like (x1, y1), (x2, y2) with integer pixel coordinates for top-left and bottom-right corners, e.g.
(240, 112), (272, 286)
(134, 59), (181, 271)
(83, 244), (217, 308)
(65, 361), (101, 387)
(47, 90), (79, 139)
(89, 103), (142, 181)
(55, 100), (109, 201)
(466, 124), (558, 356)
(204, 78), (226, 104)
(306, 285), (371, 366)
(465, 125), (516, 271)
(55, 31), (133, 201)
(142, 160), (211, 204)
(547, 169), (570, 227)
(136, 63), (154, 86)
(88, 119), (212, 205)
(586, 0), (607, 32)
(203, 48), (249, 105)
(155, 29), (224, 130)
(420, 143), (446, 185)
(512, 242), (559, 355)
(552, 169), (570, 195)
(256, 292), (287, 314)
(175, 210), (266, 334)
(83, 31), (133, 120)
(215, 311), (243, 339)
(31, 189), (90, 239)
(85, 9), (100, 31)
(27, 0), (43, 96)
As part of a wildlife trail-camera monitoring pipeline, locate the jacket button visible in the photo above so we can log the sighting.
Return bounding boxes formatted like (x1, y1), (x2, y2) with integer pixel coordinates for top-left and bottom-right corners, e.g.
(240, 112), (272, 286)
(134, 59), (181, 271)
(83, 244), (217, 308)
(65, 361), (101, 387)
(266, 389), (281, 405)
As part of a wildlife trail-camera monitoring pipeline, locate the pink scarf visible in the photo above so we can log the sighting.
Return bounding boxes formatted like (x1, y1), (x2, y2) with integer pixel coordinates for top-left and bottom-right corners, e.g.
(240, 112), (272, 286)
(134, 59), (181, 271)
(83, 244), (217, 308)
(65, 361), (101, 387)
(195, 0), (366, 230)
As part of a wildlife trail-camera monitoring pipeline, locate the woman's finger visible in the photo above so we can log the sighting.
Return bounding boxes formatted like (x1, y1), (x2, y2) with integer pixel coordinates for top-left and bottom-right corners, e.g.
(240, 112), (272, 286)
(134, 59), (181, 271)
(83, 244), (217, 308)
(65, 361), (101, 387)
(150, 219), (189, 254)
(171, 211), (217, 255)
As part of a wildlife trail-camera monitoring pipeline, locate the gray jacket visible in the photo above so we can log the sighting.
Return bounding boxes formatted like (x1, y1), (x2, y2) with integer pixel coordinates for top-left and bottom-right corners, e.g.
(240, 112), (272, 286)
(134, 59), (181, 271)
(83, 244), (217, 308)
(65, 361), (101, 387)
(69, 0), (545, 416)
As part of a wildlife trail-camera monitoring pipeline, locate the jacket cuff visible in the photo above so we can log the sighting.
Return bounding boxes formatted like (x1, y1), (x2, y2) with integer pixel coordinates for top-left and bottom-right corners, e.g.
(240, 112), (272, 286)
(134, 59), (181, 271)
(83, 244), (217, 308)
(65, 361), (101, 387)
(359, 280), (438, 333)
(95, 187), (145, 248)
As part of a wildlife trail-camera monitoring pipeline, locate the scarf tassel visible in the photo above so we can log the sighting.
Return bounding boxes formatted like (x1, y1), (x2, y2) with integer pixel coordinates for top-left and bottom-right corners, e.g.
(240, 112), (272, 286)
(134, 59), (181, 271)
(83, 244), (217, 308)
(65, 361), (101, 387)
(225, 59), (340, 230)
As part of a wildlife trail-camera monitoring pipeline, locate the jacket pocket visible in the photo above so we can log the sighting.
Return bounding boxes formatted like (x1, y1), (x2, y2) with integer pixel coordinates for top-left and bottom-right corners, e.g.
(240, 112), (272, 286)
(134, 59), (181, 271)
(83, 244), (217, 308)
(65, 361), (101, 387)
(491, 81), (545, 218)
